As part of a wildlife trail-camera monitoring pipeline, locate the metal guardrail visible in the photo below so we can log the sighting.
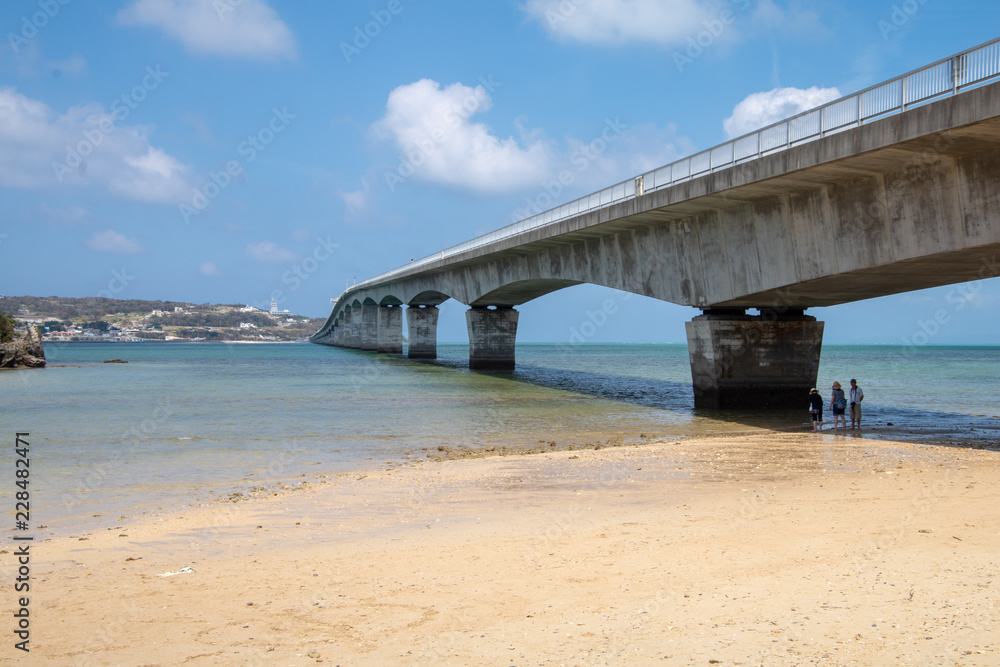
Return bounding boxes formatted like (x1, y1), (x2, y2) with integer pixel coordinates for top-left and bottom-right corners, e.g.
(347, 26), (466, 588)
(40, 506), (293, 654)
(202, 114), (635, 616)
(351, 37), (1000, 293)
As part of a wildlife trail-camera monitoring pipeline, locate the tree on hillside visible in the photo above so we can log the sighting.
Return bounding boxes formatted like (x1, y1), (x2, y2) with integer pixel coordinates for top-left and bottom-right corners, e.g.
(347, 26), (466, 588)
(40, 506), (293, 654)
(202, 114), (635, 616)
(82, 321), (110, 332)
(0, 309), (18, 343)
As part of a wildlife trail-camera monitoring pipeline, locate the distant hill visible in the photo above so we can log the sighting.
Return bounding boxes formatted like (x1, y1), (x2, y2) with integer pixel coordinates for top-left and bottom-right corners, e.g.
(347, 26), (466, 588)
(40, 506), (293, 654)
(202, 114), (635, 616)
(0, 295), (325, 342)
(1, 295), (216, 321)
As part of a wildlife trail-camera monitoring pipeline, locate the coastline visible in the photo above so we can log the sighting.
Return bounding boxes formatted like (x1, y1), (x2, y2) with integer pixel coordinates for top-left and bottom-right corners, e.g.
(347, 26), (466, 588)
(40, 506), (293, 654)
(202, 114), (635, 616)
(11, 430), (999, 665)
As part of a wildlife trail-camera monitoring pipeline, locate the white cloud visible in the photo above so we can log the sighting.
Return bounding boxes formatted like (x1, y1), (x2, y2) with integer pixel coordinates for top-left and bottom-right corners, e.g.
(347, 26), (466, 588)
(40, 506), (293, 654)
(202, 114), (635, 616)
(50, 54), (87, 78)
(199, 260), (222, 277)
(752, 0), (827, 38)
(337, 176), (378, 223)
(339, 187), (369, 214)
(953, 288), (995, 310)
(113, 147), (189, 202)
(0, 87), (191, 203)
(85, 229), (144, 254)
(118, 0), (296, 61)
(246, 241), (297, 264)
(6, 41), (88, 78)
(181, 111), (215, 143)
(508, 120), (696, 222)
(39, 203), (89, 225)
(522, 0), (720, 47)
(573, 121), (694, 189)
(723, 86), (841, 139)
(373, 79), (552, 193)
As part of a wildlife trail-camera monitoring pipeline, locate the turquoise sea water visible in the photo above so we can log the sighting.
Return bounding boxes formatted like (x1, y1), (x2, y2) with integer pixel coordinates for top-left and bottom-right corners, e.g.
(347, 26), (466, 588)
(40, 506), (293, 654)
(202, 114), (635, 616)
(2, 342), (999, 534)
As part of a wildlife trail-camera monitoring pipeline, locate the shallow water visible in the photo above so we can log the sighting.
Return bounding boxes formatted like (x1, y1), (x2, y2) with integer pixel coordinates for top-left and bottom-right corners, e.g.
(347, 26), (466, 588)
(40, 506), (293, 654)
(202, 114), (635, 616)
(2, 341), (997, 534)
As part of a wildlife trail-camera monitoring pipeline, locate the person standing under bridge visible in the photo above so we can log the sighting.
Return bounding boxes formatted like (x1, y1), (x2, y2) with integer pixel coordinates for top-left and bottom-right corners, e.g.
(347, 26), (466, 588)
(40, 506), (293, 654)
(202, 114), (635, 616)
(849, 379), (864, 429)
(830, 381), (847, 430)
(809, 388), (824, 432)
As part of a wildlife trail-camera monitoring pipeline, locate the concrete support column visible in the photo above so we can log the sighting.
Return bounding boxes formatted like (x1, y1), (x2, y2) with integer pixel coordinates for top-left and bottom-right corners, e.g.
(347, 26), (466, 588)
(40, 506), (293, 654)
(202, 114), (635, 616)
(340, 312), (351, 347)
(334, 321), (344, 346)
(406, 306), (439, 359)
(685, 309), (824, 409)
(347, 309), (361, 349)
(466, 306), (518, 370)
(360, 304), (379, 351)
(377, 305), (403, 354)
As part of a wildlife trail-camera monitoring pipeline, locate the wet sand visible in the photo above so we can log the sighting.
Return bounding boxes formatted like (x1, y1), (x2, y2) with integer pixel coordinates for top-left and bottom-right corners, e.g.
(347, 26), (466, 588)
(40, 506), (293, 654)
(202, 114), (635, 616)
(6, 431), (999, 666)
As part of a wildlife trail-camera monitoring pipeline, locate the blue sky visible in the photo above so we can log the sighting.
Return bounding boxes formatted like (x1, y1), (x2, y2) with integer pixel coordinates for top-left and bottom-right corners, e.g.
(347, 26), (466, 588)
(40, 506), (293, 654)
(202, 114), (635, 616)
(1, 0), (998, 344)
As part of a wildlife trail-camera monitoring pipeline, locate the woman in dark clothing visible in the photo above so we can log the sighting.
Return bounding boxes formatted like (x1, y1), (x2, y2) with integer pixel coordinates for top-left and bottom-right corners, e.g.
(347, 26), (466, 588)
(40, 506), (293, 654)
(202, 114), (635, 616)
(808, 388), (824, 432)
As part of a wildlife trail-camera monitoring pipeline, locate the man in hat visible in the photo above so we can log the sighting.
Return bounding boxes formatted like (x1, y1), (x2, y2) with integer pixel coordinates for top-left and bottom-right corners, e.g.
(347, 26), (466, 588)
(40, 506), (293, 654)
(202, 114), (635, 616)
(849, 379), (864, 429)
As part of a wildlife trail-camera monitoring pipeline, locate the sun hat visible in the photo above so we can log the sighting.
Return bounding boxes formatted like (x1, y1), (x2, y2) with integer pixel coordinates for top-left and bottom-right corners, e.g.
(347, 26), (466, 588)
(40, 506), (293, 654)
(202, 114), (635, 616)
(810, 388), (817, 393)
(832, 381), (841, 389)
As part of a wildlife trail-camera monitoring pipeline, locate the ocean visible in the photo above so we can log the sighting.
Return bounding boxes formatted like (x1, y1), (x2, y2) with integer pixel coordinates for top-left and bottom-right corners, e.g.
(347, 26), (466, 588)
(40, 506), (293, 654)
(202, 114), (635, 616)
(2, 341), (998, 535)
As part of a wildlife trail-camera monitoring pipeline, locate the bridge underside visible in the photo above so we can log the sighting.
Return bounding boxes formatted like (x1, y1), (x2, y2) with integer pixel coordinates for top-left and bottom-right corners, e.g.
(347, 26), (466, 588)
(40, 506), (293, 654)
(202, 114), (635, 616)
(314, 82), (1000, 408)
(713, 245), (1000, 309)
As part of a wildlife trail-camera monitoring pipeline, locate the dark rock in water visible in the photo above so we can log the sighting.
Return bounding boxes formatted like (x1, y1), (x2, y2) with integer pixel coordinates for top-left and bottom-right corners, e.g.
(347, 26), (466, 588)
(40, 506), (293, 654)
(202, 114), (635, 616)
(0, 327), (46, 369)
(103, 359), (128, 363)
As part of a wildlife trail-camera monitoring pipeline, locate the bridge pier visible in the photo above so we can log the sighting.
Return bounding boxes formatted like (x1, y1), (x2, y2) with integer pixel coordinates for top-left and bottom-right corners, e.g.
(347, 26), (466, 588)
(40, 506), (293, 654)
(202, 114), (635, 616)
(340, 310), (352, 348)
(360, 304), (379, 351)
(377, 305), (403, 354)
(349, 309), (362, 348)
(686, 309), (824, 409)
(406, 306), (439, 359)
(466, 306), (518, 370)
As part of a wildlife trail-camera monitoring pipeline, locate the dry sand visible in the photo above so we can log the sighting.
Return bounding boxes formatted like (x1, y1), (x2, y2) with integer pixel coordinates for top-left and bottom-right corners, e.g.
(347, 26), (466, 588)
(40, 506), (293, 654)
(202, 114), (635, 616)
(5, 431), (999, 666)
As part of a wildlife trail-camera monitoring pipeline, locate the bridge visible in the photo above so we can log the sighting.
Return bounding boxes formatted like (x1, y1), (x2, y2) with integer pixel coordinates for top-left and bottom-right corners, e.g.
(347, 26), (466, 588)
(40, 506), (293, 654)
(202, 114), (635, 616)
(313, 39), (1000, 409)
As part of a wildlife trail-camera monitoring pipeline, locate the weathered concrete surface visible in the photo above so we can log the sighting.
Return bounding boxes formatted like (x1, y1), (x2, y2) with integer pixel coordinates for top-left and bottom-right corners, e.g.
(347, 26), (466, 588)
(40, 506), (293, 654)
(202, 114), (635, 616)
(377, 305), (403, 354)
(360, 304), (378, 351)
(466, 307), (519, 370)
(332, 320), (343, 346)
(350, 308), (362, 348)
(1, 327), (46, 369)
(337, 309), (356, 348)
(686, 311), (824, 409)
(406, 306), (439, 359)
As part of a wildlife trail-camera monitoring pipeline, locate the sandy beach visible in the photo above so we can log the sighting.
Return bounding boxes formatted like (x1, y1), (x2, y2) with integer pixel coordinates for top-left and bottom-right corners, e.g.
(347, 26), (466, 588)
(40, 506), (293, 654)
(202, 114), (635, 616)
(7, 430), (999, 666)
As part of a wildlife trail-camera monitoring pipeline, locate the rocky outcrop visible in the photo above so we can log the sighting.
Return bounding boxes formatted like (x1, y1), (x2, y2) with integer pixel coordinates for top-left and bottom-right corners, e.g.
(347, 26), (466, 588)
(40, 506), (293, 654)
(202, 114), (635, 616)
(0, 327), (46, 369)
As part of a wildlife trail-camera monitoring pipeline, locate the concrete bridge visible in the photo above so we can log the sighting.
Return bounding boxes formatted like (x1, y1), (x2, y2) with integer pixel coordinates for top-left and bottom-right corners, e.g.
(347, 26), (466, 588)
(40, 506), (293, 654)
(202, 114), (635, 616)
(313, 39), (1000, 408)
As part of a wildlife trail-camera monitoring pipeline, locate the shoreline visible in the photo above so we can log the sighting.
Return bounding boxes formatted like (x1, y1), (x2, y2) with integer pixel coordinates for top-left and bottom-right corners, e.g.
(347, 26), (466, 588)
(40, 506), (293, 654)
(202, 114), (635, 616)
(24, 416), (1000, 541)
(10, 430), (999, 665)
